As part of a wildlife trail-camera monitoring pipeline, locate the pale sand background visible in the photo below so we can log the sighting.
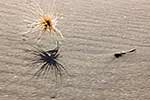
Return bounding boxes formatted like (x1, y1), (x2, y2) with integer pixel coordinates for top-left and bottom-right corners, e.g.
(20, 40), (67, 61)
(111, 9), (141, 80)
(0, 0), (150, 100)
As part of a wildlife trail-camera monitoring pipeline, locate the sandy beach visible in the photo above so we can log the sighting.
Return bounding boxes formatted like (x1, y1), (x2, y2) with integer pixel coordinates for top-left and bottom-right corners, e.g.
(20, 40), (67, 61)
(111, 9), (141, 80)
(0, 0), (150, 100)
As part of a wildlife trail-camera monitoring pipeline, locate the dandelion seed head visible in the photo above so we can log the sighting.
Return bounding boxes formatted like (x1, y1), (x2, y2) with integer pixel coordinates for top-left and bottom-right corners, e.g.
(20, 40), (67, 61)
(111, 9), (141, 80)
(23, 0), (63, 41)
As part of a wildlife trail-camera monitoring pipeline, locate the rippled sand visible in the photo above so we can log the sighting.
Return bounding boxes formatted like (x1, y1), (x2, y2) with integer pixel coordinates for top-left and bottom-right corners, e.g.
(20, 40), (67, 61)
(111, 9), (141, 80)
(0, 0), (150, 100)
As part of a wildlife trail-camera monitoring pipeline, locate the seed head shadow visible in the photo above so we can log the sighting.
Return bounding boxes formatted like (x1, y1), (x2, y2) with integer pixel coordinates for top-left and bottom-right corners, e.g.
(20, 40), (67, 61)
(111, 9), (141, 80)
(25, 44), (68, 83)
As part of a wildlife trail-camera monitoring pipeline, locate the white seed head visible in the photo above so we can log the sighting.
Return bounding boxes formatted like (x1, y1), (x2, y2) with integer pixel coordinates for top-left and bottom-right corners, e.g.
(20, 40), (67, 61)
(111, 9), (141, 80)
(22, 0), (63, 42)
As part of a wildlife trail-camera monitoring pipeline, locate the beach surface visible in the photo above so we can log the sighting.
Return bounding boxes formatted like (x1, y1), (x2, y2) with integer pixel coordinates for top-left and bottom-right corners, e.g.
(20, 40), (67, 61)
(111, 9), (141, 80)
(0, 0), (150, 100)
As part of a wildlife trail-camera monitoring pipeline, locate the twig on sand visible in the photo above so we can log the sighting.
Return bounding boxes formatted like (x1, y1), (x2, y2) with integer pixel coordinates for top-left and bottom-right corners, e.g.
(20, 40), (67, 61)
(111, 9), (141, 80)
(114, 49), (136, 58)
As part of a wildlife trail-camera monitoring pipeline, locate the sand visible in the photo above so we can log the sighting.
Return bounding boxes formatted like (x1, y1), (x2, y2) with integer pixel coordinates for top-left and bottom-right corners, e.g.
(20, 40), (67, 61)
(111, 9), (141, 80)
(0, 0), (150, 100)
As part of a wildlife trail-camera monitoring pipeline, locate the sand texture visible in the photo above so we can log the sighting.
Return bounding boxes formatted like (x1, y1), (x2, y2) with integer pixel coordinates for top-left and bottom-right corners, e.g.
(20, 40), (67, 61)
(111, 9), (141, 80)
(0, 0), (150, 100)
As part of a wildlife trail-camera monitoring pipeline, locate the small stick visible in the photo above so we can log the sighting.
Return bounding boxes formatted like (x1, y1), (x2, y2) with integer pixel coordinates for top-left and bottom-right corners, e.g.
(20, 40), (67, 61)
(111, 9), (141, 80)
(114, 49), (136, 58)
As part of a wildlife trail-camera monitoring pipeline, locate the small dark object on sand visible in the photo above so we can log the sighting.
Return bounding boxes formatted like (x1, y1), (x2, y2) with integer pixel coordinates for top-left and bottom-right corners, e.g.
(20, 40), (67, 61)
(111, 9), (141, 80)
(30, 45), (67, 80)
(114, 49), (136, 58)
(114, 53), (125, 58)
